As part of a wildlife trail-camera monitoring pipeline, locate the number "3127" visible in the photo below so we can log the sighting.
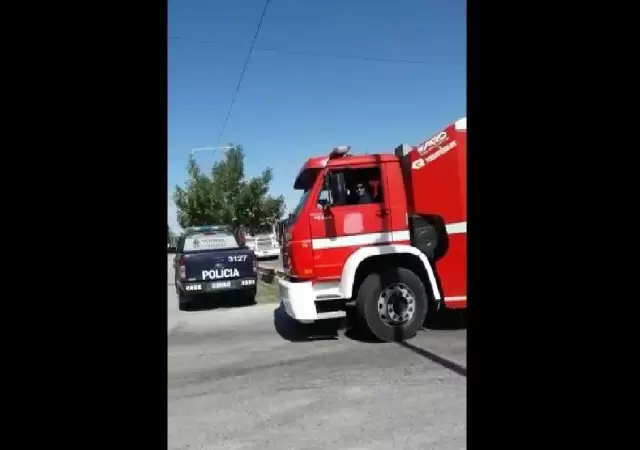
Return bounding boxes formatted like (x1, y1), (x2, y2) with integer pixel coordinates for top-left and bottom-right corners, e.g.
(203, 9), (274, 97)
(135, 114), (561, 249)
(228, 255), (247, 262)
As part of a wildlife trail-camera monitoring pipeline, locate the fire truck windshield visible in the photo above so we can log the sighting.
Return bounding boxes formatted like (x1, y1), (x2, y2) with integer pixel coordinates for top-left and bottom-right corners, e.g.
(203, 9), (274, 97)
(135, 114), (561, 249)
(288, 188), (311, 224)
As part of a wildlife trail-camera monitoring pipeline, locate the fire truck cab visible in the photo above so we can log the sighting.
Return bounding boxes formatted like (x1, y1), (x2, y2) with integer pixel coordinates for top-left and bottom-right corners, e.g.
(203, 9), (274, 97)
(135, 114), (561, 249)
(278, 118), (466, 342)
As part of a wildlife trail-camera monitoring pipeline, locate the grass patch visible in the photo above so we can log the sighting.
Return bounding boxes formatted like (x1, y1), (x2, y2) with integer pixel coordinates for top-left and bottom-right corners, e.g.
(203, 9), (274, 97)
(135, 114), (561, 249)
(256, 279), (278, 304)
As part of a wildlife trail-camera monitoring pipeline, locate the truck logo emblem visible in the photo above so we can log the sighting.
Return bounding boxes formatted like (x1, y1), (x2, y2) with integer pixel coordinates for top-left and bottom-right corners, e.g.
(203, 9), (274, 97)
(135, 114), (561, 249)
(417, 131), (448, 154)
(411, 140), (458, 170)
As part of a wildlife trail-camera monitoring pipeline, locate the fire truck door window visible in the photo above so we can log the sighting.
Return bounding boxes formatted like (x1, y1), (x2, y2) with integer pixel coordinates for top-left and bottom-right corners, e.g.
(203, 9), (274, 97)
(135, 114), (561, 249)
(344, 168), (381, 205)
(318, 168), (382, 206)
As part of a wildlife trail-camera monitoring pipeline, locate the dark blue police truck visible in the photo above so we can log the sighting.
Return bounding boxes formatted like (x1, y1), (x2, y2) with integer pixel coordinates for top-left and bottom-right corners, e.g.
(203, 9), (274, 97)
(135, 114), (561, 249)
(173, 225), (258, 310)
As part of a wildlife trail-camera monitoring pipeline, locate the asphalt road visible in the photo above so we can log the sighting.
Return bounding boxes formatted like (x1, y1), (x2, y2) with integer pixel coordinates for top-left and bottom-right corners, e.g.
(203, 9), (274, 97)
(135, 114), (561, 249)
(168, 256), (467, 450)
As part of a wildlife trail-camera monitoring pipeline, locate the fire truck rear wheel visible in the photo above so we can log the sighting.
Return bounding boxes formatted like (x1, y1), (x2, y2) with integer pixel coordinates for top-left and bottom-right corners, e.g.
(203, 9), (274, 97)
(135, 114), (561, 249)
(355, 267), (428, 342)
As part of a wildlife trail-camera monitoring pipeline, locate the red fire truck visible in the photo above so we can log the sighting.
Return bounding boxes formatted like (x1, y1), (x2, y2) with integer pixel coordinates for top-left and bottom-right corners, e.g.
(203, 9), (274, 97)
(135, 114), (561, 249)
(278, 117), (466, 342)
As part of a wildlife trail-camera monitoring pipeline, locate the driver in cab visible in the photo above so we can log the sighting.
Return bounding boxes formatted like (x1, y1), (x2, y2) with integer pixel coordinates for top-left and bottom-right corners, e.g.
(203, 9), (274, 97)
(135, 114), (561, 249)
(350, 181), (373, 204)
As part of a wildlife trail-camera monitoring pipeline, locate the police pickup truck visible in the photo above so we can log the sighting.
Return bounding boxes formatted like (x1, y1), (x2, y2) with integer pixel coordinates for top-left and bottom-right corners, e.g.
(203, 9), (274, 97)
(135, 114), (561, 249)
(173, 225), (258, 310)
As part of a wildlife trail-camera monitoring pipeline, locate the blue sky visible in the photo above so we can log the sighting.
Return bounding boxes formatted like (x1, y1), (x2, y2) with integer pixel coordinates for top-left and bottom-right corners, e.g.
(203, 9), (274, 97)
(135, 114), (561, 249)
(168, 0), (466, 232)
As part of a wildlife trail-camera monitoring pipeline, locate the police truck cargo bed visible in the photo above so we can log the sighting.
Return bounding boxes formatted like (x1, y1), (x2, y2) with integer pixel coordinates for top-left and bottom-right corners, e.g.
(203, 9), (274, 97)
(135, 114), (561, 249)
(173, 226), (258, 310)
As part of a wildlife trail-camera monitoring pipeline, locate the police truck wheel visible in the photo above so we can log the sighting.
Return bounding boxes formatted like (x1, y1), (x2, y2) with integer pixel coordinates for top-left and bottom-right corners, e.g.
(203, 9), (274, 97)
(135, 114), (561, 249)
(243, 288), (257, 305)
(355, 268), (428, 342)
(178, 292), (192, 311)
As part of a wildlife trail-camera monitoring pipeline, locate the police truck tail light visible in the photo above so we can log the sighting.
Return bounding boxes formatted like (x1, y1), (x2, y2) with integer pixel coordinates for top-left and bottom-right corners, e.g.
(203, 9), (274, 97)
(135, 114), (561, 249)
(178, 256), (187, 280)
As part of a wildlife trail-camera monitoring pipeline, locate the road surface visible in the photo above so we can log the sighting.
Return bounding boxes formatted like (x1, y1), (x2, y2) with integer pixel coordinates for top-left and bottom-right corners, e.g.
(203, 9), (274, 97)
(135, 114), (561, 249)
(168, 255), (467, 450)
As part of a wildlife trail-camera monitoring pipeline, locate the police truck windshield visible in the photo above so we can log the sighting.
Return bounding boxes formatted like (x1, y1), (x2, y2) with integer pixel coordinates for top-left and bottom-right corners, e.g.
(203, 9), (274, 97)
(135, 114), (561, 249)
(180, 231), (241, 253)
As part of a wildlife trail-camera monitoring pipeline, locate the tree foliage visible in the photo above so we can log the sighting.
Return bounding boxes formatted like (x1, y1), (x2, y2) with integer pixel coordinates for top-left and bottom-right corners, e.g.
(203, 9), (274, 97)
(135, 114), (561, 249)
(172, 145), (285, 233)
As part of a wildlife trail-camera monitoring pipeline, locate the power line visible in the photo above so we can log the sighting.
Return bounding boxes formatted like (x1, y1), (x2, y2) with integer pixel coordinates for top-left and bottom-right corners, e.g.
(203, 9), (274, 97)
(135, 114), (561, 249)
(256, 47), (434, 65)
(170, 35), (437, 66)
(214, 0), (271, 147)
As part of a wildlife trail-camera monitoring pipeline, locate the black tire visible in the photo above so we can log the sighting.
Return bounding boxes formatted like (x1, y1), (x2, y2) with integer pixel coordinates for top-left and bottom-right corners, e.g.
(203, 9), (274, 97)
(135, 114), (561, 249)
(355, 267), (428, 342)
(243, 288), (257, 306)
(274, 304), (315, 341)
(178, 291), (192, 311)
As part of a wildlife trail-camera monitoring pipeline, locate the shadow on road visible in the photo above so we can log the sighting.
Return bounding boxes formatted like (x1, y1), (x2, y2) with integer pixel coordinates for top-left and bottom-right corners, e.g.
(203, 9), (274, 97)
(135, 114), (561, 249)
(397, 340), (466, 376)
(344, 307), (467, 342)
(273, 303), (342, 342)
(181, 293), (255, 312)
(274, 303), (466, 347)
(424, 309), (467, 330)
(343, 307), (467, 376)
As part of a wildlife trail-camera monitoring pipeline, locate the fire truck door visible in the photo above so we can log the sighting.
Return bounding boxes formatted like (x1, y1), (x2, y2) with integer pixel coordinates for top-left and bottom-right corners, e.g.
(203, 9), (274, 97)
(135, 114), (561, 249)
(309, 166), (392, 280)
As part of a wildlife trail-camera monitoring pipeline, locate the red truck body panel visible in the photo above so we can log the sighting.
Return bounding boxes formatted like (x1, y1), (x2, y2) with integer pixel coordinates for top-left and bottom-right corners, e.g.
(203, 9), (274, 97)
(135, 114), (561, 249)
(397, 118), (467, 308)
(400, 119), (466, 225)
(283, 117), (466, 311)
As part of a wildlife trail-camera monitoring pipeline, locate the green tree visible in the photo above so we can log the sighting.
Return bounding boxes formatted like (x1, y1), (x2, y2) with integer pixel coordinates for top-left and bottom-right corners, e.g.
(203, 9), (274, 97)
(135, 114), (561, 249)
(172, 145), (285, 233)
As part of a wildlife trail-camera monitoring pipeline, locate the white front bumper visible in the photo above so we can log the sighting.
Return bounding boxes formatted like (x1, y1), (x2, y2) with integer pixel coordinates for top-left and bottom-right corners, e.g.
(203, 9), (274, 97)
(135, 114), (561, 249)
(254, 248), (280, 258)
(277, 277), (318, 322)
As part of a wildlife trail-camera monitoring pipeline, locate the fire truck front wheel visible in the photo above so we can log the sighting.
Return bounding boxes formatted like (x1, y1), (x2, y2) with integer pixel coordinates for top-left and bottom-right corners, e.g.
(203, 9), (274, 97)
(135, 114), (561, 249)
(355, 267), (428, 342)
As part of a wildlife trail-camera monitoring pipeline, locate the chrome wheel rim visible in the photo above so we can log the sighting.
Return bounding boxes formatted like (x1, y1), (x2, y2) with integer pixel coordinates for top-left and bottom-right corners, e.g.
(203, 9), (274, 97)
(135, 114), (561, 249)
(377, 283), (416, 326)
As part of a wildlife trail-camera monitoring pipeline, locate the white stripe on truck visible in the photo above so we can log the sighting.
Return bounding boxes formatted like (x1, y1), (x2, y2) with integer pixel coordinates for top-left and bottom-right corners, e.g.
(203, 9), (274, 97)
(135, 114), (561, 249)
(311, 221), (466, 250)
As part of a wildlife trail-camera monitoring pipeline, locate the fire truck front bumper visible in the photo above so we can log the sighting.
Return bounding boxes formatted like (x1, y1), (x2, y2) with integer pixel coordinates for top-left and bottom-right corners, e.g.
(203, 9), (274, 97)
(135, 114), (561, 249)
(277, 277), (319, 323)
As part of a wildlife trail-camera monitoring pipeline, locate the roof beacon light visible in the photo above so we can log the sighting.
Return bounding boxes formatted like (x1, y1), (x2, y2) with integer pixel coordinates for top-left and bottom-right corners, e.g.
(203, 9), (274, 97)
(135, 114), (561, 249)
(330, 145), (351, 157)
